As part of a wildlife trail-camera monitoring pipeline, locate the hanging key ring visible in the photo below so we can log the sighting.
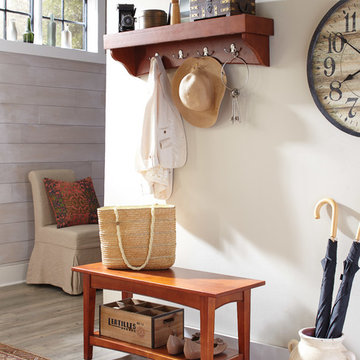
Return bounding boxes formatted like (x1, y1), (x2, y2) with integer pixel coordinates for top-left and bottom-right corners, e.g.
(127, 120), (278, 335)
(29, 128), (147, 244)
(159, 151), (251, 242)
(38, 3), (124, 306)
(220, 54), (249, 92)
(220, 52), (249, 124)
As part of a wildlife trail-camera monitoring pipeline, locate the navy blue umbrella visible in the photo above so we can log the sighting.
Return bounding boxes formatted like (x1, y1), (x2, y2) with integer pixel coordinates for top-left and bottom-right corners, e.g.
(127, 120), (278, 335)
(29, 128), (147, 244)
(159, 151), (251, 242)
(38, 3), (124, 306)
(313, 198), (338, 338)
(314, 238), (337, 338)
(326, 240), (360, 338)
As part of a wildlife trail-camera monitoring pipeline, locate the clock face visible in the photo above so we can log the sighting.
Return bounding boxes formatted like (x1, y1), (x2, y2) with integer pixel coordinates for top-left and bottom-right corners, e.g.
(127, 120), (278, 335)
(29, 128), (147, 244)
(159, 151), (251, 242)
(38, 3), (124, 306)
(308, 0), (360, 136)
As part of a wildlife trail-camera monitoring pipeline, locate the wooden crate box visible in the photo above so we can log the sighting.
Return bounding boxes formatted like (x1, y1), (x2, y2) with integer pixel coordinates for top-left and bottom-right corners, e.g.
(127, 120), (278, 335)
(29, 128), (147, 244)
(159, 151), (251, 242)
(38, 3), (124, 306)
(100, 298), (184, 348)
(190, 0), (256, 21)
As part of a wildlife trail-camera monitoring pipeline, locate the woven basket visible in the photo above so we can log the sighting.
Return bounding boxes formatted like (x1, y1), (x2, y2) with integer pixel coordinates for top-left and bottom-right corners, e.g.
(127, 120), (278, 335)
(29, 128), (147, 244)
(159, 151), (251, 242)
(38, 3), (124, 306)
(98, 204), (176, 270)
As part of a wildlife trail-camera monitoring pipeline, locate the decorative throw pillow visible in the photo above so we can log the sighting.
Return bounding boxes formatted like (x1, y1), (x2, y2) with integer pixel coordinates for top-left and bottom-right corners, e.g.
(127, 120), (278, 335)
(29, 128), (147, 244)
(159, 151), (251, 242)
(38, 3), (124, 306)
(43, 177), (100, 228)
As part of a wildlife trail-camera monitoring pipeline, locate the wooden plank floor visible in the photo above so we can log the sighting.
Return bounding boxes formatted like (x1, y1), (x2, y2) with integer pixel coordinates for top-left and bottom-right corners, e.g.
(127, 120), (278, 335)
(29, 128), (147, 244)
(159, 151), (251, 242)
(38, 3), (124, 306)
(0, 283), (145, 360)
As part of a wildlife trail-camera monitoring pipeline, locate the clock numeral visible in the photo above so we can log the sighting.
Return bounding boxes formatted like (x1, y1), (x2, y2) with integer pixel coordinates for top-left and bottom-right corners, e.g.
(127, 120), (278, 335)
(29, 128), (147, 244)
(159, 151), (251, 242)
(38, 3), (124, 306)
(345, 11), (356, 33)
(345, 97), (358, 120)
(329, 81), (342, 101)
(323, 56), (336, 77)
(327, 33), (345, 54)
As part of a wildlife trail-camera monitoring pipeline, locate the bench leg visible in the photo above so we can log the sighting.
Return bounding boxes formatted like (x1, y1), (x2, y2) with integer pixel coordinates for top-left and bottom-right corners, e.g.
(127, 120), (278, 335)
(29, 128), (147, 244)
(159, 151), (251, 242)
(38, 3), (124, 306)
(83, 274), (96, 360)
(237, 290), (251, 360)
(122, 291), (133, 300)
(200, 297), (216, 360)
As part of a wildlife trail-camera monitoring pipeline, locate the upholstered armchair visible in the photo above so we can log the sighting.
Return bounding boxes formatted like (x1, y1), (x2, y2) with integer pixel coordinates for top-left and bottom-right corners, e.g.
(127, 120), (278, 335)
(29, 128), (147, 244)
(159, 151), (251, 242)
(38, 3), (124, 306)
(26, 169), (101, 295)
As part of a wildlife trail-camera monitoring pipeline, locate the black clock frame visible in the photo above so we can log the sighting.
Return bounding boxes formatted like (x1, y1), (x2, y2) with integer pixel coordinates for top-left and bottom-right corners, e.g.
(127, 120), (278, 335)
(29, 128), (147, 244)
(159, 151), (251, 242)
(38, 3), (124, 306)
(307, 0), (360, 137)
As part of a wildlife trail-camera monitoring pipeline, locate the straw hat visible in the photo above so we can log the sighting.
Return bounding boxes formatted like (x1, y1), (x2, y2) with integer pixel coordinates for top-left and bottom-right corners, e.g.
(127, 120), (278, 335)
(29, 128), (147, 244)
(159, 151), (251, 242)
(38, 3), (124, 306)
(172, 57), (226, 128)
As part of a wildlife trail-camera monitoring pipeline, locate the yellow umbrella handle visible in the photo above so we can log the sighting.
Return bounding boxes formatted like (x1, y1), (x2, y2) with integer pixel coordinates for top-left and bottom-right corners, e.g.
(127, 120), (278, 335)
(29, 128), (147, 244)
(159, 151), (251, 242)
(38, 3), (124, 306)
(355, 223), (360, 242)
(314, 198), (338, 241)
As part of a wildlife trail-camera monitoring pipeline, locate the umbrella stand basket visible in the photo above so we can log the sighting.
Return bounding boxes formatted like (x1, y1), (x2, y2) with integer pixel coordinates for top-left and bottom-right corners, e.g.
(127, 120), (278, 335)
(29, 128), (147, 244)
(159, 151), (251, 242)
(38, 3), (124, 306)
(288, 327), (356, 360)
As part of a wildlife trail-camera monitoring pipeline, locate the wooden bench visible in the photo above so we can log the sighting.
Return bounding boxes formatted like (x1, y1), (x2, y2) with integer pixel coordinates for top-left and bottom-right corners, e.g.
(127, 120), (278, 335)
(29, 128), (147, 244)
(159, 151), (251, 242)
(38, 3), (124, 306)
(73, 262), (265, 360)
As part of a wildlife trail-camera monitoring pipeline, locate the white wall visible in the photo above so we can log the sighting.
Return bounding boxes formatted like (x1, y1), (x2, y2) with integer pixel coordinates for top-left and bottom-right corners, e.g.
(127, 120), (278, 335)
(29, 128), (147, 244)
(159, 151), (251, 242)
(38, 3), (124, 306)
(105, 0), (360, 355)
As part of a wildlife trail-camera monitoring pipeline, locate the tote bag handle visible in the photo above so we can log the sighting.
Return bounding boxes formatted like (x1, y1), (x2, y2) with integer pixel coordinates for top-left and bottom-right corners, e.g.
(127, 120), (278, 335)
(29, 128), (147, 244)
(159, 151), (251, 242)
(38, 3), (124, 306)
(113, 206), (155, 270)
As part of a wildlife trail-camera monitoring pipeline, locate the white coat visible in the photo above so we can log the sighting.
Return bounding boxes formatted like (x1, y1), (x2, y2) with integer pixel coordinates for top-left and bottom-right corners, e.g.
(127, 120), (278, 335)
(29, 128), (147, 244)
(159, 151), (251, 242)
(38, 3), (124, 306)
(136, 55), (187, 200)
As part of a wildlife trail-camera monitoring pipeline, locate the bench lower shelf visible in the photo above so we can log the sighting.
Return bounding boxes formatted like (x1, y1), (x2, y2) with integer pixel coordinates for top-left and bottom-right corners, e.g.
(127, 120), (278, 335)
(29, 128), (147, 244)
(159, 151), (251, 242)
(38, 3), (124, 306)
(91, 332), (243, 360)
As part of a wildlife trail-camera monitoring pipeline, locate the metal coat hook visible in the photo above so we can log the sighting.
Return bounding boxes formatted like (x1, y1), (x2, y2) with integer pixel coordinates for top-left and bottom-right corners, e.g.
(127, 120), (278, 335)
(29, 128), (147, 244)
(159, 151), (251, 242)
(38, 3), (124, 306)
(196, 46), (214, 57)
(224, 43), (241, 57)
(172, 49), (188, 60)
(148, 52), (160, 60)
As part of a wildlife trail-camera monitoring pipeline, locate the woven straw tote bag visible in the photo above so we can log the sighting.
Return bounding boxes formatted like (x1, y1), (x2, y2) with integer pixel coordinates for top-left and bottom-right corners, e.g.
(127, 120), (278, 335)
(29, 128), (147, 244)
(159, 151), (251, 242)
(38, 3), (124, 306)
(97, 204), (176, 270)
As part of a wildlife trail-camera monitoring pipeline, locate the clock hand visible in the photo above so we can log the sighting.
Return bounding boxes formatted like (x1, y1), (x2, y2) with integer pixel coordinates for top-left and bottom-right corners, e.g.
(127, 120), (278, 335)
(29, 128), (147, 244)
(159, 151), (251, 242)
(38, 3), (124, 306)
(342, 69), (360, 82)
(334, 32), (360, 55)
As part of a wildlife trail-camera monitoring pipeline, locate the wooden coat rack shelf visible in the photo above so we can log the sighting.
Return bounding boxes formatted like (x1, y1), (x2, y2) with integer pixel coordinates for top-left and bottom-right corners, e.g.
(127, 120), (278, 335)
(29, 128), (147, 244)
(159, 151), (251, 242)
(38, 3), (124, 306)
(104, 14), (274, 76)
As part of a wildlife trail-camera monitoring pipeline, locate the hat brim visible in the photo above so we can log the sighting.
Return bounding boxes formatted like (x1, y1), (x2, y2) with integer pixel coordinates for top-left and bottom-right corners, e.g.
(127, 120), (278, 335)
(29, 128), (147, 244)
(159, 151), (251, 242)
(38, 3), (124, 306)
(172, 57), (226, 128)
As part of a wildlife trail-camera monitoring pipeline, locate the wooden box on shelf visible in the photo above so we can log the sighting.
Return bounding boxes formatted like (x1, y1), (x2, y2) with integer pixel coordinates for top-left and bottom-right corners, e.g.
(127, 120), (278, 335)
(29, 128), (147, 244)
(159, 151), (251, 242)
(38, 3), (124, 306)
(190, 0), (256, 20)
(99, 298), (184, 348)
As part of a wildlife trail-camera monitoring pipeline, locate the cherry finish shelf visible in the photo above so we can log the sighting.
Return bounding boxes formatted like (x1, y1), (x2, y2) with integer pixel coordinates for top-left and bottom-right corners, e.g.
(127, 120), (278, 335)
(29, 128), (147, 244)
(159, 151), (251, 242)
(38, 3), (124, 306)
(104, 14), (274, 76)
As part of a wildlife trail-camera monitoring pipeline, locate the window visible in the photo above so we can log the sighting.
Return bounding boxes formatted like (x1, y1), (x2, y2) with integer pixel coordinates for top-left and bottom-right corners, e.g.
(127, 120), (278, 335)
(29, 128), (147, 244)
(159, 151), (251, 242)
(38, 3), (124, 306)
(0, 0), (87, 50)
(42, 0), (87, 50)
(0, 0), (32, 41)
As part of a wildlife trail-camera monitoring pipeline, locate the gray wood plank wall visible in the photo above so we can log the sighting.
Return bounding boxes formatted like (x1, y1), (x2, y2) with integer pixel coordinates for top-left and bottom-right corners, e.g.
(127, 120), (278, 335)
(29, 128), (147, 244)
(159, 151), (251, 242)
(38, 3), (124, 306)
(0, 51), (105, 266)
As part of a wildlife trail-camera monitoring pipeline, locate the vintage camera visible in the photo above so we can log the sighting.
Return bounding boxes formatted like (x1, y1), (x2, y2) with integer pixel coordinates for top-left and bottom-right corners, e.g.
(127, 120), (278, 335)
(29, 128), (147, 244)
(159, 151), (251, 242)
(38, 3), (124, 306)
(117, 4), (136, 32)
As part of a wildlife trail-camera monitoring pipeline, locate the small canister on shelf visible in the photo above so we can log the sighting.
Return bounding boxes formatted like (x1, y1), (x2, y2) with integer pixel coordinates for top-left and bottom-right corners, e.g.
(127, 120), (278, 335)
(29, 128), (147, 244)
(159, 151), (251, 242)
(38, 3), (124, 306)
(138, 9), (168, 29)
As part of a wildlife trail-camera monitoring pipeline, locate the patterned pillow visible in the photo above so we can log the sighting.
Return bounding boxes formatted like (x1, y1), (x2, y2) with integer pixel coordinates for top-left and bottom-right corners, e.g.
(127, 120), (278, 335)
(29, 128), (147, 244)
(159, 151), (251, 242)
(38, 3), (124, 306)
(43, 177), (100, 228)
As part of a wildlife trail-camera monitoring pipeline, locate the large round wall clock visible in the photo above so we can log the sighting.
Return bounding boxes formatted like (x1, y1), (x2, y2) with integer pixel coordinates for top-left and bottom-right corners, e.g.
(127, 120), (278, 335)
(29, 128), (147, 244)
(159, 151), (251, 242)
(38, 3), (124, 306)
(308, 0), (360, 136)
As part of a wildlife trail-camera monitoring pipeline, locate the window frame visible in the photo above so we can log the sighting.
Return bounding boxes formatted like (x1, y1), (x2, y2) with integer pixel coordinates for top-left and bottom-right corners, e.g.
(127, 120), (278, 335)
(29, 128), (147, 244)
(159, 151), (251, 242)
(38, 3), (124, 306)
(0, 0), (104, 64)
(0, 0), (33, 39)
(42, 0), (88, 50)
(1, 0), (88, 50)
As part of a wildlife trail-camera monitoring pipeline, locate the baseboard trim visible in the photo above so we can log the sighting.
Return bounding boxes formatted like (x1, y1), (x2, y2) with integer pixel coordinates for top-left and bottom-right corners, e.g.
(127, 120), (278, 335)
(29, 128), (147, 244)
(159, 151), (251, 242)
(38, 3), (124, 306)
(0, 261), (28, 287)
(185, 326), (288, 360)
